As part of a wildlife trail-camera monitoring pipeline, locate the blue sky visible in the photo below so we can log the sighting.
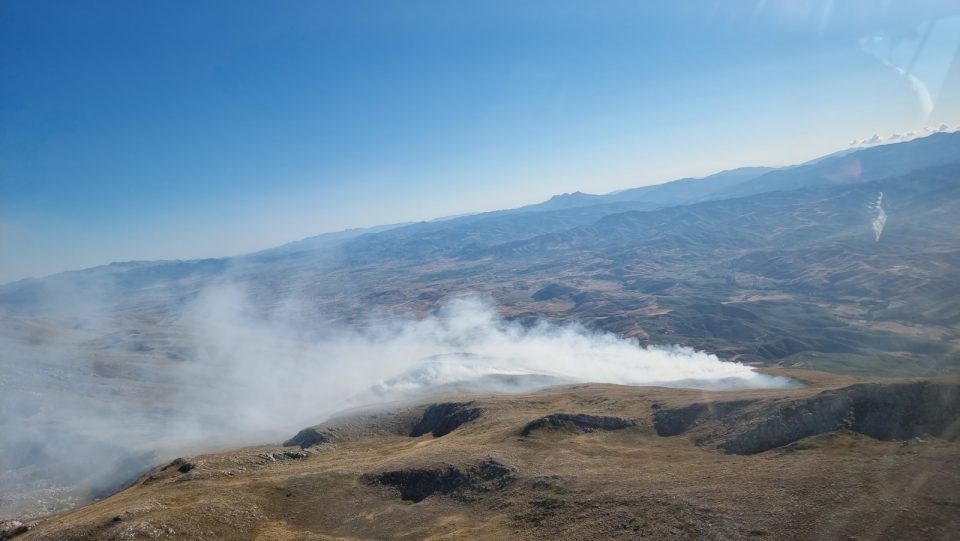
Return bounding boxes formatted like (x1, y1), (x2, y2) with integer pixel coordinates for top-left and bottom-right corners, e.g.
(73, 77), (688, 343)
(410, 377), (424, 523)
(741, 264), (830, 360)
(2, 1), (959, 282)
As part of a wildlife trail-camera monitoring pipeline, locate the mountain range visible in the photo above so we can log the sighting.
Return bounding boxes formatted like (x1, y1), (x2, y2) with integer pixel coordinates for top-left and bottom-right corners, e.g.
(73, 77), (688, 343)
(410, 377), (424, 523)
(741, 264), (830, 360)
(2, 130), (960, 525)
(3, 131), (959, 374)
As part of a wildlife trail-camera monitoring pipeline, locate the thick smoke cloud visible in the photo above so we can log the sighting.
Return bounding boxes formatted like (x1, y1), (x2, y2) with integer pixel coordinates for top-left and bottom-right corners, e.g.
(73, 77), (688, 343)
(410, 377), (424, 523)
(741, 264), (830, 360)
(0, 284), (795, 519)
(179, 287), (794, 433)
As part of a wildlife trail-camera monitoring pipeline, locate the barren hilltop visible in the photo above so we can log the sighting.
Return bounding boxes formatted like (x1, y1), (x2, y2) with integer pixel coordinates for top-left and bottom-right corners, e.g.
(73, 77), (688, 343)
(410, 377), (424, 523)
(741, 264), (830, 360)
(10, 370), (959, 540)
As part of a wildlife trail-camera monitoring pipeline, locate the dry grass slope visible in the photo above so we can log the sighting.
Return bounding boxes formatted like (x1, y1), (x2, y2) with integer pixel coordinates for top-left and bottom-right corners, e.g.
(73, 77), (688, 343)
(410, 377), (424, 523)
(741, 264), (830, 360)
(12, 369), (960, 540)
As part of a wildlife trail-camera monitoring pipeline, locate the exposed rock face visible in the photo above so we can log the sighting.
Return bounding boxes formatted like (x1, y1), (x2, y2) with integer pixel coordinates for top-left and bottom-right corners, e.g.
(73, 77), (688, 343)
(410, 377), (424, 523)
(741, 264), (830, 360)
(0, 520), (29, 540)
(365, 459), (514, 503)
(160, 458), (194, 474)
(521, 413), (635, 436)
(257, 451), (309, 464)
(371, 468), (469, 503)
(652, 400), (760, 437)
(283, 427), (333, 448)
(409, 402), (482, 437)
(654, 382), (960, 454)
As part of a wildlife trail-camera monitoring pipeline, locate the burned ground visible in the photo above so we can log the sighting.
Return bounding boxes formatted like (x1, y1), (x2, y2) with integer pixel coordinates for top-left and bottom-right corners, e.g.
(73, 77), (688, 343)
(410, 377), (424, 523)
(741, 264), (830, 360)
(521, 413), (635, 436)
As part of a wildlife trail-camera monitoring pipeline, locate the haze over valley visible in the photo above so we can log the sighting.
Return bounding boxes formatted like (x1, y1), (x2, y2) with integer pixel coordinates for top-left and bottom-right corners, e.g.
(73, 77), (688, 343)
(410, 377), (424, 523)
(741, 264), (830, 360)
(2, 131), (960, 531)
(2, 2), (960, 539)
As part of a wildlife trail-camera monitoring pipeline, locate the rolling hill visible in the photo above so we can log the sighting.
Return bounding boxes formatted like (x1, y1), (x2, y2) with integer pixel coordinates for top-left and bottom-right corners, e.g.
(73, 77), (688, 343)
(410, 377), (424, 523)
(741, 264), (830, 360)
(10, 370), (960, 540)
(1, 131), (959, 524)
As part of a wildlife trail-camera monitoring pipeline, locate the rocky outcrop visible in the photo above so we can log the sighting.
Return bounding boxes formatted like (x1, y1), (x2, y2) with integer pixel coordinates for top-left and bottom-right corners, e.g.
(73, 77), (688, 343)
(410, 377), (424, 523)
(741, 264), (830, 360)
(283, 427), (333, 448)
(0, 520), (29, 540)
(257, 450), (309, 464)
(159, 457), (194, 474)
(365, 459), (514, 502)
(521, 413), (635, 436)
(654, 382), (960, 454)
(282, 406), (429, 449)
(652, 400), (760, 437)
(409, 402), (482, 437)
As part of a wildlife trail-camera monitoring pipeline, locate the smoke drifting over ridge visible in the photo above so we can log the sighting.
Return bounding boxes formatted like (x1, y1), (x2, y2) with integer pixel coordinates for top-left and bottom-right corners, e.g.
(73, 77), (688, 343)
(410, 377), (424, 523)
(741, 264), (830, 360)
(182, 288), (795, 426)
(0, 284), (795, 519)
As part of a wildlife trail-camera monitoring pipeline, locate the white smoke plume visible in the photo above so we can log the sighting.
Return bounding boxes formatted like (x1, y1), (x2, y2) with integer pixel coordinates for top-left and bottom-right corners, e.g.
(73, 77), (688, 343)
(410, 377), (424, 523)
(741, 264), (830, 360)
(181, 288), (794, 424)
(0, 285), (796, 519)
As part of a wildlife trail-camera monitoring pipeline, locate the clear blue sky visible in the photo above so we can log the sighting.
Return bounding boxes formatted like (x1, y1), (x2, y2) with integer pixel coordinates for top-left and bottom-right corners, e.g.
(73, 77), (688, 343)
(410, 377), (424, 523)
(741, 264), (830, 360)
(2, 1), (959, 283)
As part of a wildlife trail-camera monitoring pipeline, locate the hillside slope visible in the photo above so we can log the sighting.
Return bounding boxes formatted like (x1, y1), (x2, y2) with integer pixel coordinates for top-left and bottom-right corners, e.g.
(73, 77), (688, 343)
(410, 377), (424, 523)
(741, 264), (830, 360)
(12, 370), (960, 541)
(1, 134), (959, 523)
(2, 160), (958, 374)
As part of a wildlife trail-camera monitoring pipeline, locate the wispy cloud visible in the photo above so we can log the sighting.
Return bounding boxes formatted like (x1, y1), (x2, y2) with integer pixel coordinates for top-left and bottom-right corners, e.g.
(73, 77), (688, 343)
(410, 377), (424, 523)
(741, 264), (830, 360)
(849, 124), (955, 147)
